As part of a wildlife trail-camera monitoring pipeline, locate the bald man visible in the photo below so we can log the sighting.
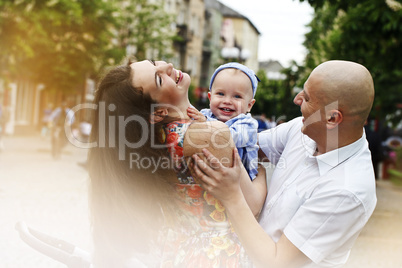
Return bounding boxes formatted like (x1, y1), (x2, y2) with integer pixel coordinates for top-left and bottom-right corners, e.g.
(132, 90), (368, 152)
(192, 60), (377, 267)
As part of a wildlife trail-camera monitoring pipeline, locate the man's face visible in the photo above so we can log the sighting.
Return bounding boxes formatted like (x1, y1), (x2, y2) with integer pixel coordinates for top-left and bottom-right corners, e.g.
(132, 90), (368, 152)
(293, 77), (326, 139)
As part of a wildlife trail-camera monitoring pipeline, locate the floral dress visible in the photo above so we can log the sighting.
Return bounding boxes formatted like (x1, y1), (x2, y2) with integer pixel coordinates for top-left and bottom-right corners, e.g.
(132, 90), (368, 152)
(159, 120), (252, 268)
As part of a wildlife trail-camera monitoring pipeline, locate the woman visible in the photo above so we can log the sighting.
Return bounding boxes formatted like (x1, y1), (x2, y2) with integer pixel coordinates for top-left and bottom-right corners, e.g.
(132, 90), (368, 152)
(88, 58), (267, 267)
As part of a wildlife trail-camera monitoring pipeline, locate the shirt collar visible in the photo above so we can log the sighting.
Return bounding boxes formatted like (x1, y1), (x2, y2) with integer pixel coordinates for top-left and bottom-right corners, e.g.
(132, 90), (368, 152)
(206, 110), (250, 124)
(312, 132), (367, 176)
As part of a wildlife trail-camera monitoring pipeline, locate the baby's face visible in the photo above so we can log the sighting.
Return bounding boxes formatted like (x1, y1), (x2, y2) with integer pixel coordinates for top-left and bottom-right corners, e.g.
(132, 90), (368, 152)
(209, 69), (255, 122)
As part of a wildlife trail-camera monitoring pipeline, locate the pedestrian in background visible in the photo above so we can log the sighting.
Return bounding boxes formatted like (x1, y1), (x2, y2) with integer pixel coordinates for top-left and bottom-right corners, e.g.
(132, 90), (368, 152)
(48, 102), (74, 159)
(257, 113), (269, 132)
(0, 104), (4, 151)
(41, 103), (53, 137)
(0, 104), (9, 151)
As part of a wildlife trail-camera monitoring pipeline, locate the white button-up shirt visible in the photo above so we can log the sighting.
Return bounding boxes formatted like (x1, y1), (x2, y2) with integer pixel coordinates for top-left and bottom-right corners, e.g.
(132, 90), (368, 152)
(258, 117), (377, 267)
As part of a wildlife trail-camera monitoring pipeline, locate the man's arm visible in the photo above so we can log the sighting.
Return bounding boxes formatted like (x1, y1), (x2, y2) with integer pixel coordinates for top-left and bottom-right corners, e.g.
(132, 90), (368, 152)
(191, 149), (310, 268)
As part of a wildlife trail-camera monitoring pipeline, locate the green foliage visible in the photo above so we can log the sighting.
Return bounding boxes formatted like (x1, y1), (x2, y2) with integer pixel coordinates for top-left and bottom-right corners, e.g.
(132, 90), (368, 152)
(188, 82), (197, 107)
(253, 70), (276, 116)
(254, 61), (306, 122)
(117, 0), (175, 61)
(389, 168), (402, 187)
(388, 148), (402, 186)
(280, 61), (306, 120)
(0, 0), (121, 92)
(301, 0), (402, 127)
(0, 0), (175, 95)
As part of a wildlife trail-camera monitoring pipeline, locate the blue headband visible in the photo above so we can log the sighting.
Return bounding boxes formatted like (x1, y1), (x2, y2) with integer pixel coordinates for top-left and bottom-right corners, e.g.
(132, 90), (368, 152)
(209, 62), (260, 97)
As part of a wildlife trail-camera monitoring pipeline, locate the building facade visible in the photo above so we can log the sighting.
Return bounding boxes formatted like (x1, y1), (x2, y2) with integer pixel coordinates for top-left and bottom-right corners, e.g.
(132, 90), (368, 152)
(1, 0), (259, 135)
(219, 2), (260, 71)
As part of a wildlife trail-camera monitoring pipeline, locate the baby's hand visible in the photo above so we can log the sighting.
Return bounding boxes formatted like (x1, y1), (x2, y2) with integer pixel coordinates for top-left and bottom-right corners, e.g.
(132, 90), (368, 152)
(187, 107), (206, 122)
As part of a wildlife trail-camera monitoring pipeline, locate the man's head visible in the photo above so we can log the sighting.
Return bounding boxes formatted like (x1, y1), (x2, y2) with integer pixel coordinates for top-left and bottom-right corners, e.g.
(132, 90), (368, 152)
(294, 60), (375, 148)
(208, 63), (258, 122)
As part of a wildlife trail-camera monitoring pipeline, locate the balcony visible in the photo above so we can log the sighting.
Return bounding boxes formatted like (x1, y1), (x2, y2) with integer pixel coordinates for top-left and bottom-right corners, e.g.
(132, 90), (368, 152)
(174, 24), (193, 45)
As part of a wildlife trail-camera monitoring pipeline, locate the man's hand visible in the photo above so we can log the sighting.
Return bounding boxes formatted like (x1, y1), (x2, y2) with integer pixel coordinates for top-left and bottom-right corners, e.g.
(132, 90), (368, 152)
(187, 107), (207, 122)
(190, 147), (243, 205)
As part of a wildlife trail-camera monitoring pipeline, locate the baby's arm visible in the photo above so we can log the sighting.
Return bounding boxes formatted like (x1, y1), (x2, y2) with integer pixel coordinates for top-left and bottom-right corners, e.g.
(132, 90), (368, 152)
(228, 117), (259, 179)
(187, 107), (207, 122)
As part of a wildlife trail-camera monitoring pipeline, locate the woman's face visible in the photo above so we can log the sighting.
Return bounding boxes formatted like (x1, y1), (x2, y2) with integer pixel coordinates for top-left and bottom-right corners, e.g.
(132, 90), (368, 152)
(130, 60), (191, 106)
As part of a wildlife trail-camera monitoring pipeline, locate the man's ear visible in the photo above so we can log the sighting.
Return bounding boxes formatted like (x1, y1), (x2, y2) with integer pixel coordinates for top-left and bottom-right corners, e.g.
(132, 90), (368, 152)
(247, 99), (256, 113)
(326, 109), (343, 129)
(149, 108), (168, 124)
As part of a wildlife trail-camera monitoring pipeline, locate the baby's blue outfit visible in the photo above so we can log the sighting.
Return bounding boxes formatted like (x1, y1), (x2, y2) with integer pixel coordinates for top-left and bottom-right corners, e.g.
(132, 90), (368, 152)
(200, 109), (259, 180)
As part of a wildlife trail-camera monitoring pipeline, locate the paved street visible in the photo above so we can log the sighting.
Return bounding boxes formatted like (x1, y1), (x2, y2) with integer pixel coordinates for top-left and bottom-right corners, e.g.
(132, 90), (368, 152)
(343, 179), (402, 268)
(1, 134), (402, 267)
(0, 134), (91, 268)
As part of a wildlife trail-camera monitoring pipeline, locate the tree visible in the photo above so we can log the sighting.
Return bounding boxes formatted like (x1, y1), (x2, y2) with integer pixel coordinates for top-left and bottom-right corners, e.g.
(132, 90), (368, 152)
(280, 61), (306, 120)
(0, 0), (176, 95)
(254, 61), (306, 122)
(115, 0), (175, 61)
(0, 0), (121, 93)
(253, 70), (277, 117)
(300, 0), (402, 126)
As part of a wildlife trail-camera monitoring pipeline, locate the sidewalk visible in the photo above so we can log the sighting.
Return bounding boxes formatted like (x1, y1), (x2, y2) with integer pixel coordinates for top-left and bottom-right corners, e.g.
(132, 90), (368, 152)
(1, 134), (402, 267)
(344, 179), (402, 268)
(0, 134), (91, 267)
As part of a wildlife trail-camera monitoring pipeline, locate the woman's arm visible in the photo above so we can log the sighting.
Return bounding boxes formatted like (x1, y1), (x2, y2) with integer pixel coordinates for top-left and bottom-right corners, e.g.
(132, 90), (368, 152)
(183, 121), (267, 217)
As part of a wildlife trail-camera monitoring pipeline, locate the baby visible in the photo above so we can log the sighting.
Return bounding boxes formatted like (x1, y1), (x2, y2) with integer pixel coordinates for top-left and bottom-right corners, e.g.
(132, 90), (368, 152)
(188, 62), (259, 180)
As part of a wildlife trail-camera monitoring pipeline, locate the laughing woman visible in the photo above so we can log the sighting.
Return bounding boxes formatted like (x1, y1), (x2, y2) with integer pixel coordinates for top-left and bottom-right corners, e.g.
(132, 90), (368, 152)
(88, 58), (267, 267)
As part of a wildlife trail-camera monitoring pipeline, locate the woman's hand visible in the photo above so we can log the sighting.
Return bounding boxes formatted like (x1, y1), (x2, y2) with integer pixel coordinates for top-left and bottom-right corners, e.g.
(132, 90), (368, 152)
(190, 147), (244, 205)
(187, 107), (207, 122)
